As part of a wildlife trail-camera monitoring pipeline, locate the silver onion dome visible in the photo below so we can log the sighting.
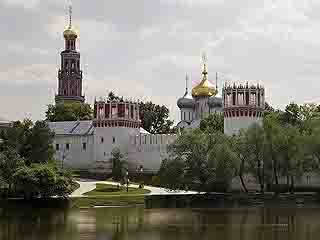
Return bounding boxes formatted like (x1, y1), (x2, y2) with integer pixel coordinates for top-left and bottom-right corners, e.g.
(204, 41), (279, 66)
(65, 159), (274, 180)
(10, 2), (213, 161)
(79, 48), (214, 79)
(177, 91), (194, 109)
(208, 96), (222, 108)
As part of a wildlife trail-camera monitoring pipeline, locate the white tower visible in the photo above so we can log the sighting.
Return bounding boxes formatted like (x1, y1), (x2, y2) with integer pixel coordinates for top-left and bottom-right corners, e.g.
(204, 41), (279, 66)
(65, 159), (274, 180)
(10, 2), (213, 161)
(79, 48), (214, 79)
(223, 83), (265, 136)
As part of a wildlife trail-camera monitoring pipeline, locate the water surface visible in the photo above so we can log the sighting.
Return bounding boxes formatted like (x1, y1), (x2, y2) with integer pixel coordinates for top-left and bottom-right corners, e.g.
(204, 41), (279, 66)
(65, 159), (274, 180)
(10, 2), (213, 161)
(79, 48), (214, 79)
(1, 206), (320, 240)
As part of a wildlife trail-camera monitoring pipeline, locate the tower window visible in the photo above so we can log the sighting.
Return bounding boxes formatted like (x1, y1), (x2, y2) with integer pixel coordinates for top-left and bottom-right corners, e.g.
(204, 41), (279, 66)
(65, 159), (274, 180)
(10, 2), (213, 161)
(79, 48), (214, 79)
(56, 144), (60, 151)
(101, 137), (104, 143)
(113, 137), (116, 144)
(82, 142), (87, 151)
(66, 143), (70, 151)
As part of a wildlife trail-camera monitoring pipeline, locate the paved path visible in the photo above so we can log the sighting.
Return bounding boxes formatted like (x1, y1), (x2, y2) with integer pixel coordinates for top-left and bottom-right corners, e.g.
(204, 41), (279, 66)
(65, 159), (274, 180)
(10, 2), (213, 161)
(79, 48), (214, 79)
(71, 179), (199, 197)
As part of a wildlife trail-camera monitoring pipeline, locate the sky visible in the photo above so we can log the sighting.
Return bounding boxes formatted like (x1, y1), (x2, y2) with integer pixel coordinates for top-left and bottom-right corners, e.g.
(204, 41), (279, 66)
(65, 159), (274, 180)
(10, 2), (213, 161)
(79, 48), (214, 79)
(1, 0), (320, 123)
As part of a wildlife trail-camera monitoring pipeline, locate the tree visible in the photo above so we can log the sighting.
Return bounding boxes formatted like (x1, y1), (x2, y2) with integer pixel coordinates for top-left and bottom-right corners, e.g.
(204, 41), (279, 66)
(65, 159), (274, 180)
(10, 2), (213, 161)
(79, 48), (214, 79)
(0, 148), (24, 194)
(110, 148), (127, 182)
(107, 91), (123, 102)
(232, 132), (250, 193)
(0, 120), (55, 165)
(245, 124), (266, 193)
(158, 158), (186, 190)
(26, 121), (55, 164)
(46, 103), (93, 122)
(199, 113), (224, 133)
(139, 101), (174, 134)
(161, 129), (236, 192)
(280, 102), (302, 127)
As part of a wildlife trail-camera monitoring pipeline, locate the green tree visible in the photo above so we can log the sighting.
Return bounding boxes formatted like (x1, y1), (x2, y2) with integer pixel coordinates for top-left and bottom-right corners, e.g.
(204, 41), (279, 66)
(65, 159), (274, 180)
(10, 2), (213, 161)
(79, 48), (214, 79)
(158, 158), (186, 190)
(280, 102), (302, 127)
(139, 101), (174, 134)
(162, 129), (236, 192)
(0, 120), (55, 165)
(0, 148), (24, 194)
(46, 103), (93, 122)
(110, 148), (127, 182)
(26, 121), (55, 164)
(245, 124), (266, 193)
(199, 113), (224, 133)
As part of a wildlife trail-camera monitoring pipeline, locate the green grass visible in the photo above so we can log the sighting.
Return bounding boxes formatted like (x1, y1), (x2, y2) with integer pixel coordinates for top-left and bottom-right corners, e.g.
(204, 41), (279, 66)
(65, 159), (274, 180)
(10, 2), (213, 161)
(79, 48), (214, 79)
(70, 183), (150, 208)
(71, 195), (146, 208)
(84, 183), (150, 196)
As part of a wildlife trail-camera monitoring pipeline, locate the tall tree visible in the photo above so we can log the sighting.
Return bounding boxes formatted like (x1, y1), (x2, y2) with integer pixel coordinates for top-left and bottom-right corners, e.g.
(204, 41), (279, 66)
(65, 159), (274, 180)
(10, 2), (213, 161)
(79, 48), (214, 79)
(199, 113), (224, 133)
(0, 120), (54, 164)
(139, 101), (174, 134)
(46, 103), (93, 122)
(110, 148), (127, 182)
(245, 124), (266, 193)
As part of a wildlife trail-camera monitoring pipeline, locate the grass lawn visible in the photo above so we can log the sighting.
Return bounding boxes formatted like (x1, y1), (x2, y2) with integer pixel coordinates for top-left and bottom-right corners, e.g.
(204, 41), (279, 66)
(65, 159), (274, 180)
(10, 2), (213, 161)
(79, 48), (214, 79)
(70, 184), (150, 208)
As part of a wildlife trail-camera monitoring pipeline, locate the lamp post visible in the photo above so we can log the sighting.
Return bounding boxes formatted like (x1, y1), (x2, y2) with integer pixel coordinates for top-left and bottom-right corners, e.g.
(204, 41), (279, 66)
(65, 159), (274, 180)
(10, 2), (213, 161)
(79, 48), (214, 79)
(126, 170), (129, 192)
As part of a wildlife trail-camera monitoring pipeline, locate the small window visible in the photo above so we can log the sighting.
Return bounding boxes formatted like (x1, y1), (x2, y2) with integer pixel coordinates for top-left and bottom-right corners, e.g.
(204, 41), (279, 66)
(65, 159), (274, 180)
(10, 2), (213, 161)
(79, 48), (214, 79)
(112, 137), (116, 144)
(56, 144), (59, 151)
(101, 137), (104, 143)
(82, 142), (87, 151)
(104, 152), (106, 156)
(66, 143), (70, 151)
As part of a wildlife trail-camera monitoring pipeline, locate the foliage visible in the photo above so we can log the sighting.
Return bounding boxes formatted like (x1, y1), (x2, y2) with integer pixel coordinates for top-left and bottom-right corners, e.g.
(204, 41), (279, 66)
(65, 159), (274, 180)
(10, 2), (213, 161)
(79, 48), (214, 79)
(13, 164), (74, 199)
(158, 101), (320, 194)
(110, 148), (127, 182)
(0, 148), (24, 190)
(0, 120), (54, 165)
(46, 103), (93, 122)
(199, 113), (224, 133)
(0, 119), (74, 199)
(139, 101), (174, 134)
(159, 129), (237, 192)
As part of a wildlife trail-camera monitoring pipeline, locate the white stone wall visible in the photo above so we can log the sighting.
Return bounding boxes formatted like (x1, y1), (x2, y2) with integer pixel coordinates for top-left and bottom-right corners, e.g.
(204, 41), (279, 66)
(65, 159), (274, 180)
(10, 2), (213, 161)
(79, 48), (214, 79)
(93, 126), (140, 164)
(128, 134), (178, 173)
(52, 134), (94, 169)
(224, 116), (263, 136)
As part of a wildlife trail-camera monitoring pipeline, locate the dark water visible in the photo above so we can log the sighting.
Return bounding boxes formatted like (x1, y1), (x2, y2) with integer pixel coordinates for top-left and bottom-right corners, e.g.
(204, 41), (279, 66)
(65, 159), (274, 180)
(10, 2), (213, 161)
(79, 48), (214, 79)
(1, 206), (320, 240)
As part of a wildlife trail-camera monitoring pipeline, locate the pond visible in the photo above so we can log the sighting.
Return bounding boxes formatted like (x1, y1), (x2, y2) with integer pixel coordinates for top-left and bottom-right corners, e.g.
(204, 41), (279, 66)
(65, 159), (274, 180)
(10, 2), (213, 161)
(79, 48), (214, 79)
(1, 206), (320, 240)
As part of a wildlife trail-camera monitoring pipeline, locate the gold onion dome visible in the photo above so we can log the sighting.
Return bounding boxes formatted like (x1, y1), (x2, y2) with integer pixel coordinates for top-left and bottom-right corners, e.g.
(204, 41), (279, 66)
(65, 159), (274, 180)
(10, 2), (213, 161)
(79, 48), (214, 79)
(192, 63), (217, 97)
(63, 26), (78, 38)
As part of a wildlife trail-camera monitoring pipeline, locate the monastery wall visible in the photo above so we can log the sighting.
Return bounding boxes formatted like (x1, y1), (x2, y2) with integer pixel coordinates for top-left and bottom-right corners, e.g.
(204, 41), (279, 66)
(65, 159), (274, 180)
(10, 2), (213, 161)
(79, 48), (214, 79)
(52, 134), (94, 170)
(128, 134), (178, 173)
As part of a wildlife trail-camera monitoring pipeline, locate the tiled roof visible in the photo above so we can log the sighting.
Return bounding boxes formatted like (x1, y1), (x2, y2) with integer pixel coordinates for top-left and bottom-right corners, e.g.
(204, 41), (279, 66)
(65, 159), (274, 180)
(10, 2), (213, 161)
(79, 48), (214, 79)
(48, 121), (94, 135)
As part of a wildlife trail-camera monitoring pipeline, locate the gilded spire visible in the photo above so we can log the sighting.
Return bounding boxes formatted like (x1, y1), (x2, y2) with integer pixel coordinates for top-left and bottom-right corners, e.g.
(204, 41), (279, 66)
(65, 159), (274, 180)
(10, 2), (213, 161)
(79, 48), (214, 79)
(63, 2), (78, 39)
(68, 4), (72, 29)
(185, 73), (189, 94)
(202, 52), (208, 78)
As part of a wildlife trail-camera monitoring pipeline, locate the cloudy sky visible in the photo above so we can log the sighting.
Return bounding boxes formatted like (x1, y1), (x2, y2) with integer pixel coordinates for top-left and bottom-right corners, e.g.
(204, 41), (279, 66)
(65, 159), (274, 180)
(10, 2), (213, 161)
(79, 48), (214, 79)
(1, 0), (320, 123)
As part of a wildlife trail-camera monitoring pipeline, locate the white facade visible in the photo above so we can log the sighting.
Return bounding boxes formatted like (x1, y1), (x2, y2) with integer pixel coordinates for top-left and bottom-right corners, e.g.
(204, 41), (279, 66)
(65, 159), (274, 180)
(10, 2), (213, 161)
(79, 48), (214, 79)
(49, 101), (178, 174)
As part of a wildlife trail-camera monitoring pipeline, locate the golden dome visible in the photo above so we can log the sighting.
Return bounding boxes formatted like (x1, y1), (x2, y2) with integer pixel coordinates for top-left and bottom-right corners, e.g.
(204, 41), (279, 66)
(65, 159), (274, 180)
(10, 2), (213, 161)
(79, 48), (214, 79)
(63, 27), (78, 38)
(192, 64), (217, 97)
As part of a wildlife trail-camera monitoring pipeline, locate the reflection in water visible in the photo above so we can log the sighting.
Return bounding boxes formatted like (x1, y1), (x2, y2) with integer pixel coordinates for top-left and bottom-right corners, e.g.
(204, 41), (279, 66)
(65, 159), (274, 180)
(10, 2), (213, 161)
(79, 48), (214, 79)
(1, 206), (320, 240)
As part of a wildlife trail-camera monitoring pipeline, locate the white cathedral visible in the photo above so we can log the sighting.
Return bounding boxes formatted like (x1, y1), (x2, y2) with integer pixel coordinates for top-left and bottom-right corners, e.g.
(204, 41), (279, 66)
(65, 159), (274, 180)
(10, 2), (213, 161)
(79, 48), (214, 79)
(49, 9), (266, 174)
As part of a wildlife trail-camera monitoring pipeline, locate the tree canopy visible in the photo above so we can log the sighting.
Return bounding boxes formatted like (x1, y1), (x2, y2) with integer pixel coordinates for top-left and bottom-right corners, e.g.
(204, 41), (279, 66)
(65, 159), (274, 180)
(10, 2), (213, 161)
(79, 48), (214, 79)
(158, 101), (320, 194)
(199, 113), (224, 133)
(46, 103), (93, 122)
(0, 119), (75, 199)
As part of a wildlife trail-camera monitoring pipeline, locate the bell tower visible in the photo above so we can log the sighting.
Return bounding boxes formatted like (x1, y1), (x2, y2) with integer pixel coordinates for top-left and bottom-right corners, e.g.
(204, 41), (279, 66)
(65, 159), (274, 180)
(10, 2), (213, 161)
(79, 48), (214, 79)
(55, 5), (85, 104)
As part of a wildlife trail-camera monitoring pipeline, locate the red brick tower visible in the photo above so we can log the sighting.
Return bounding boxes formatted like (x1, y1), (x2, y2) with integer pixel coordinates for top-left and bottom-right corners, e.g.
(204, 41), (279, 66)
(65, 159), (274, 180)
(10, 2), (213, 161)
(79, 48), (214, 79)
(55, 5), (85, 104)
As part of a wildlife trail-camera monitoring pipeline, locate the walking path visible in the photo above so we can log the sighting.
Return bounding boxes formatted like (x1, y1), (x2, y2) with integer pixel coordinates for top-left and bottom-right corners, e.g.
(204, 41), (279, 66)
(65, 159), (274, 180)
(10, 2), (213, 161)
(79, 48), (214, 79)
(70, 179), (199, 197)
